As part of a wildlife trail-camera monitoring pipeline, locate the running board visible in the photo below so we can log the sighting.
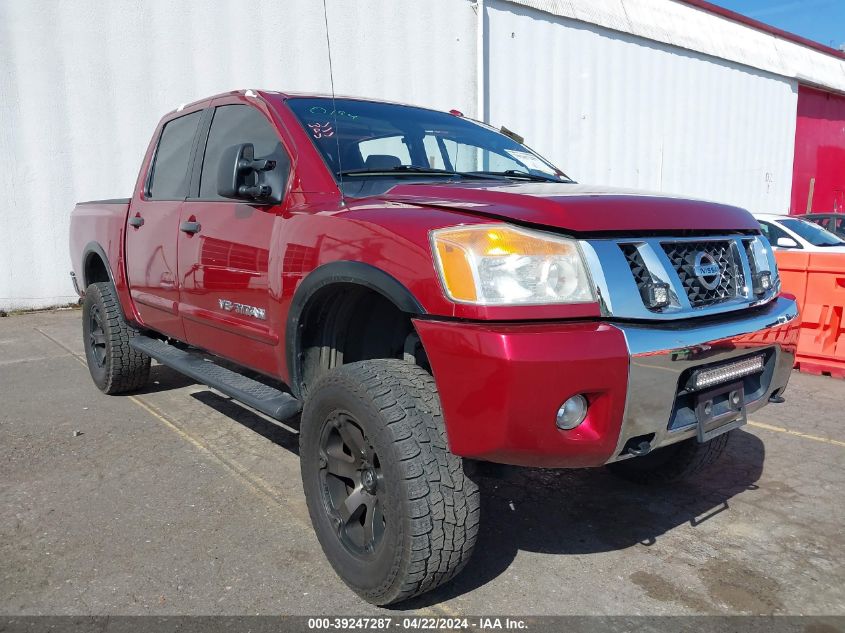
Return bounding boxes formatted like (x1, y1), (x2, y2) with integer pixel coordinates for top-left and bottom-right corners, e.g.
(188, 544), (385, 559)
(129, 336), (302, 421)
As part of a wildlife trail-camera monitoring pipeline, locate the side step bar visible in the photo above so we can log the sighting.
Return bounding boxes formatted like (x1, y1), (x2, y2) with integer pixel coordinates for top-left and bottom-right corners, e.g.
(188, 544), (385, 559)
(129, 336), (301, 421)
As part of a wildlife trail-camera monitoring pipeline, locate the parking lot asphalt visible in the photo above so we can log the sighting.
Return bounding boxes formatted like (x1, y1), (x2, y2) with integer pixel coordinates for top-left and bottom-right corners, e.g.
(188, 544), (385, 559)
(1, 308), (843, 616)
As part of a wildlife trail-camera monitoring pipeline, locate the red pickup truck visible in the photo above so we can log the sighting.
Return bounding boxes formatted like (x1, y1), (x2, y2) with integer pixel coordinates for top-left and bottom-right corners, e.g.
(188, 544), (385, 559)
(69, 89), (799, 605)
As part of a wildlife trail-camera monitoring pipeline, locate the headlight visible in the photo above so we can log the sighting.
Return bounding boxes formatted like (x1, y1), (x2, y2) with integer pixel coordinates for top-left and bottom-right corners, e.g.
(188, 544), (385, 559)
(430, 224), (595, 305)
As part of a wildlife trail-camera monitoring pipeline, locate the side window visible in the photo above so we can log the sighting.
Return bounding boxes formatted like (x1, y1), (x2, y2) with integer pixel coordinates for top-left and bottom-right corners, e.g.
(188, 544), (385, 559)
(199, 105), (290, 200)
(441, 139), (525, 173)
(358, 135), (412, 167)
(761, 222), (799, 248)
(422, 135), (445, 169)
(148, 111), (202, 199)
(442, 139), (481, 172)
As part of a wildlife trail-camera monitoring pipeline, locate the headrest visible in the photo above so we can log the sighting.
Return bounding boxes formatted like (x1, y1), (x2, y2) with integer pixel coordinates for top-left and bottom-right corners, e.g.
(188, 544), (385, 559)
(364, 154), (402, 170)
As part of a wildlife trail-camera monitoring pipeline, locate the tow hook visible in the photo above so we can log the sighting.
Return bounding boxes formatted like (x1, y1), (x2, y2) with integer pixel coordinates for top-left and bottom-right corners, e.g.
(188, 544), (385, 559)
(627, 440), (652, 457)
(769, 392), (786, 404)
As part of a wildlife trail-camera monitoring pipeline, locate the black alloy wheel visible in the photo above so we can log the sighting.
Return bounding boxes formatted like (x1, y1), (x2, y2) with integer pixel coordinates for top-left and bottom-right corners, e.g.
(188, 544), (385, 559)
(87, 304), (108, 369)
(319, 411), (386, 557)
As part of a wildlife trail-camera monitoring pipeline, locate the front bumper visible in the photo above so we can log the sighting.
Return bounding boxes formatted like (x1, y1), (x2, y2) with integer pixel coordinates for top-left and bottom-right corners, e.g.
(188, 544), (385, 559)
(414, 295), (799, 468)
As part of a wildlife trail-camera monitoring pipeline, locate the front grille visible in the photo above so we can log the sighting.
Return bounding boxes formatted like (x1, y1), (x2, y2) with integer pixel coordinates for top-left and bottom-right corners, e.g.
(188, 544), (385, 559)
(743, 239), (757, 275)
(662, 241), (737, 308)
(620, 243), (665, 312)
(620, 243), (651, 287)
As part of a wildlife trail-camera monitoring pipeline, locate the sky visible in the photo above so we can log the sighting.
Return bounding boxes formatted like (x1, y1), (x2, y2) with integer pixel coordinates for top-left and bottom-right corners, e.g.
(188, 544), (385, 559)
(714, 0), (845, 50)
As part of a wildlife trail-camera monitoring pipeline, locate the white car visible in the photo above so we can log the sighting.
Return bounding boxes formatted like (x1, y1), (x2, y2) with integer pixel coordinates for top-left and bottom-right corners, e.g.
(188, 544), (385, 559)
(754, 213), (845, 253)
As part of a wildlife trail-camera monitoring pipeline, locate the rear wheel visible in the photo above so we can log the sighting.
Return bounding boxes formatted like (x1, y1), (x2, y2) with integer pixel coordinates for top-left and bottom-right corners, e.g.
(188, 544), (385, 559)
(82, 282), (150, 394)
(605, 432), (731, 484)
(300, 359), (480, 605)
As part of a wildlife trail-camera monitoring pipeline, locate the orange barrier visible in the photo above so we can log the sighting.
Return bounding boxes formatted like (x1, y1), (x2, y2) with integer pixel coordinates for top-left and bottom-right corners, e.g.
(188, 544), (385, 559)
(775, 250), (845, 379)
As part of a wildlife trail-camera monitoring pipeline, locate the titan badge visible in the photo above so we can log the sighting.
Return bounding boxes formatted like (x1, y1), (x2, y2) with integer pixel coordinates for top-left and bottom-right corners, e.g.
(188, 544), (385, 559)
(693, 251), (721, 290)
(218, 299), (267, 321)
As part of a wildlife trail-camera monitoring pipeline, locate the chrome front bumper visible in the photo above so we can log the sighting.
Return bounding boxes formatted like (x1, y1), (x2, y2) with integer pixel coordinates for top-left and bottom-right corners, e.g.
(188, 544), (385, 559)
(607, 296), (800, 463)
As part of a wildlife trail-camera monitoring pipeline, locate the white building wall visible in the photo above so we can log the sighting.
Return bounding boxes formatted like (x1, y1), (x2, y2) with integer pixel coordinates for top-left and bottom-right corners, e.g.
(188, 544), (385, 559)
(485, 0), (799, 215)
(508, 0), (845, 94)
(0, 0), (839, 310)
(0, 0), (477, 310)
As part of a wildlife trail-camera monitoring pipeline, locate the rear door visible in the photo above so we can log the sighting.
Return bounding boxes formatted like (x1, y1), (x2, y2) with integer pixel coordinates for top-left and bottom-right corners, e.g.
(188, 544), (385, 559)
(177, 100), (292, 376)
(125, 109), (203, 339)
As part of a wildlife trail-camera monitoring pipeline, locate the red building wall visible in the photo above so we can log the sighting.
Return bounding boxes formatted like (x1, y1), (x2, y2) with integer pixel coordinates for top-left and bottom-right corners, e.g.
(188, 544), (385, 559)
(791, 86), (845, 214)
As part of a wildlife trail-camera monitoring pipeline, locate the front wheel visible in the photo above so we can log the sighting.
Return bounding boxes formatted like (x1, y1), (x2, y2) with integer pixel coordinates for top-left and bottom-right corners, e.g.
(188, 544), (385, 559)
(605, 432), (731, 484)
(300, 359), (480, 605)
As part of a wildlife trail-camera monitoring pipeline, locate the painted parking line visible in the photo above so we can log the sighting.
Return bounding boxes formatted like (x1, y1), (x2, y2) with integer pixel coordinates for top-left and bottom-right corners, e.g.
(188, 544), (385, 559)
(34, 327), (308, 523)
(748, 420), (845, 448)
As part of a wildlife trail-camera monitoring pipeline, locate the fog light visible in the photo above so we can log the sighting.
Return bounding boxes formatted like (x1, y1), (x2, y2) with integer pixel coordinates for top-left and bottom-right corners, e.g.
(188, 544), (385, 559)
(752, 271), (772, 295)
(640, 282), (671, 309)
(556, 395), (588, 430)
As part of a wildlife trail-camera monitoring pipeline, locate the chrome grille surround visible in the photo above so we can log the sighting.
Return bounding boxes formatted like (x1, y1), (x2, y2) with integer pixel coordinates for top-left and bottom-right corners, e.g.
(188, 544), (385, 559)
(580, 235), (779, 320)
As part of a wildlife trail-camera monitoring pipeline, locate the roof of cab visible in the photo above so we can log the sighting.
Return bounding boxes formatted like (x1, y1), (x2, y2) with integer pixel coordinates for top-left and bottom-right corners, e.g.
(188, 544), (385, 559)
(166, 89), (452, 117)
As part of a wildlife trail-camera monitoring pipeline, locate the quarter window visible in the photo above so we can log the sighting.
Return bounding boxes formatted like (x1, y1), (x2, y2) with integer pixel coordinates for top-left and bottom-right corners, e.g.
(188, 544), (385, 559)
(148, 111), (202, 199)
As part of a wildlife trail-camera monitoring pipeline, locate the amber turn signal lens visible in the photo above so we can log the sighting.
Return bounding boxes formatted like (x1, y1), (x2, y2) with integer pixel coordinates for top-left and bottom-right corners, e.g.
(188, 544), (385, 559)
(434, 240), (478, 302)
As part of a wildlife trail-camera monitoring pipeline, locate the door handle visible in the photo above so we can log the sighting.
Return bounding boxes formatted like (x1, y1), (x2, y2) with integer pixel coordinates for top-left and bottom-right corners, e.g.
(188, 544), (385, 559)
(128, 216), (144, 228)
(179, 221), (201, 235)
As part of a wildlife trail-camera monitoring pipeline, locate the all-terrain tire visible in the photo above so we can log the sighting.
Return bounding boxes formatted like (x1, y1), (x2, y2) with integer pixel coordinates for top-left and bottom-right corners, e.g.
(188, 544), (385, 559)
(300, 359), (480, 606)
(605, 432), (731, 485)
(82, 282), (151, 394)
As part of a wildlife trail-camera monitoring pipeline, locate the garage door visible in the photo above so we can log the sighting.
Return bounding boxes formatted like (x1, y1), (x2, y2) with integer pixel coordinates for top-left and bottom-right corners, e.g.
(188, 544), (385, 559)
(792, 85), (845, 214)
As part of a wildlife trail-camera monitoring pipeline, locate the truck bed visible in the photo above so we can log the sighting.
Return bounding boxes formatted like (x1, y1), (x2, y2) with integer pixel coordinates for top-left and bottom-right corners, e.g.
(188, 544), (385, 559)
(69, 199), (131, 297)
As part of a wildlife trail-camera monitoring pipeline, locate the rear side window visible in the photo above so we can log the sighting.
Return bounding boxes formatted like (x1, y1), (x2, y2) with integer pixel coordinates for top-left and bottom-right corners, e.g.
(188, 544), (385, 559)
(199, 105), (289, 200)
(148, 111), (202, 199)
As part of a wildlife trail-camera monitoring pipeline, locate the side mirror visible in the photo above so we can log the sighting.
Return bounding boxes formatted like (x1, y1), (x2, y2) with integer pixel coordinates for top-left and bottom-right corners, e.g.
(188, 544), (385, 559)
(217, 143), (277, 202)
(776, 236), (799, 249)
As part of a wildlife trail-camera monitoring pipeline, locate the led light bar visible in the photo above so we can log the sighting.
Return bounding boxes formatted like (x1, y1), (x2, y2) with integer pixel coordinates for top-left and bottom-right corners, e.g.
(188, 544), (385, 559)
(688, 355), (765, 392)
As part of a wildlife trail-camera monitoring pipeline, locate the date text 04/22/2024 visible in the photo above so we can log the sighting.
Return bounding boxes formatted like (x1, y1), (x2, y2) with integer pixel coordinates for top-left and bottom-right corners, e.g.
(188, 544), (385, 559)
(306, 618), (528, 630)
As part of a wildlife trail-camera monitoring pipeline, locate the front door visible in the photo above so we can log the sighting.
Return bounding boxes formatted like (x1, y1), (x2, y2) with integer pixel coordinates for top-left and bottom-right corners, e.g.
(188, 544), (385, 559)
(125, 109), (203, 340)
(178, 102), (291, 376)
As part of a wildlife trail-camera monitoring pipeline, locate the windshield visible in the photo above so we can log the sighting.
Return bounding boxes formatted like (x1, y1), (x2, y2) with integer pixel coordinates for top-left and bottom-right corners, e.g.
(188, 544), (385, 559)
(779, 218), (845, 247)
(286, 97), (569, 186)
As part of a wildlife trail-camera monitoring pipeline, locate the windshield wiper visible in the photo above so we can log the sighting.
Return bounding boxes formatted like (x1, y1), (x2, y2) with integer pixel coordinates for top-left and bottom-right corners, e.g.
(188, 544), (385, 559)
(337, 166), (500, 180)
(472, 169), (570, 183)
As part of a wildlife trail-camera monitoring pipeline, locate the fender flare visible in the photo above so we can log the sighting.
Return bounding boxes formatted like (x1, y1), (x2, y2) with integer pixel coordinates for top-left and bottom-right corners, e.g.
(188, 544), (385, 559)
(81, 241), (116, 287)
(82, 241), (131, 321)
(285, 261), (426, 398)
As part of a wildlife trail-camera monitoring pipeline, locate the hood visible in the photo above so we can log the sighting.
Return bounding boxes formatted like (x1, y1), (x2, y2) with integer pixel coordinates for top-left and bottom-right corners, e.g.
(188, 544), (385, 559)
(379, 182), (759, 234)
